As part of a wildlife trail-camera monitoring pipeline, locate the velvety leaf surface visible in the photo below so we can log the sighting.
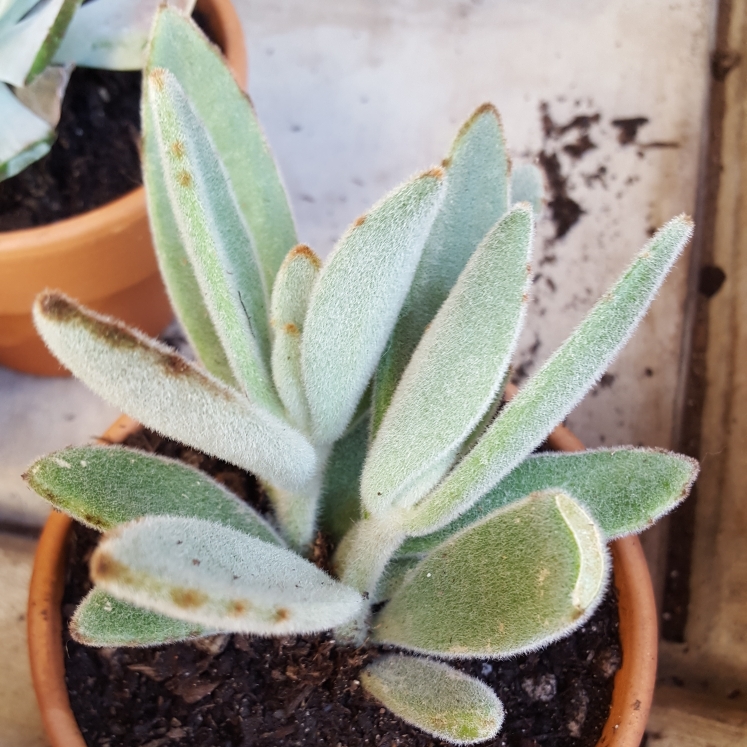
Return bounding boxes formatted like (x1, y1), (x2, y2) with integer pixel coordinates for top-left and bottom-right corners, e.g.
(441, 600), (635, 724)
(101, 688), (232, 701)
(318, 413), (368, 544)
(92, 516), (363, 634)
(145, 67), (278, 410)
(401, 448), (699, 554)
(270, 245), (320, 431)
(405, 216), (694, 536)
(146, 7), (297, 292)
(140, 58), (234, 384)
(33, 293), (316, 492)
(374, 491), (608, 658)
(361, 655), (504, 745)
(72, 588), (214, 647)
(302, 169), (446, 444)
(363, 205), (533, 514)
(372, 104), (510, 434)
(25, 445), (282, 544)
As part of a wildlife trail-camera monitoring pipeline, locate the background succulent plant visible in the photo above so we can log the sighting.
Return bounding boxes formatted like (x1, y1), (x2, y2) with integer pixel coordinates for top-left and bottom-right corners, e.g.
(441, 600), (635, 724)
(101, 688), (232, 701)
(0, 0), (194, 181)
(26, 8), (698, 743)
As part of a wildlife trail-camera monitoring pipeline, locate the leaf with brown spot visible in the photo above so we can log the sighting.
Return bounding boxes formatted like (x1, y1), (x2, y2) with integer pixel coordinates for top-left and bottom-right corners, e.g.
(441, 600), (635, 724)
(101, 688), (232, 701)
(92, 516), (363, 635)
(33, 292), (317, 493)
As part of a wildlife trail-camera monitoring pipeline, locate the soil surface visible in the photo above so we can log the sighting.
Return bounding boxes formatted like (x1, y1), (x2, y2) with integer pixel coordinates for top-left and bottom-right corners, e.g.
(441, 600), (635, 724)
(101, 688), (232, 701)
(0, 8), (214, 232)
(63, 430), (621, 747)
(0, 68), (142, 231)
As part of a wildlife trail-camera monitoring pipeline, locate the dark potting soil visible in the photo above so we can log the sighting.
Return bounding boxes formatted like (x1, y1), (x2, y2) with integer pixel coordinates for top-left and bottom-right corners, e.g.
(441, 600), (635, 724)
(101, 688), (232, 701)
(0, 68), (142, 231)
(62, 430), (621, 747)
(0, 8), (215, 232)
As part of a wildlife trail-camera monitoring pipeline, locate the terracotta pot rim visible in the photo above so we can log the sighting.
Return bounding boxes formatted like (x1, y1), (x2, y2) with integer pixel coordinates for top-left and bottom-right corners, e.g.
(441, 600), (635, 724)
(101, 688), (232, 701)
(0, 0), (247, 374)
(0, 188), (147, 257)
(27, 416), (658, 747)
(0, 0), (247, 256)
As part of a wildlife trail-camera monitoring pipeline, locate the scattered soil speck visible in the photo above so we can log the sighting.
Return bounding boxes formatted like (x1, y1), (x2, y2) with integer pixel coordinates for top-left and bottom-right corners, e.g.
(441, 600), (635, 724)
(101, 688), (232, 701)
(611, 117), (649, 146)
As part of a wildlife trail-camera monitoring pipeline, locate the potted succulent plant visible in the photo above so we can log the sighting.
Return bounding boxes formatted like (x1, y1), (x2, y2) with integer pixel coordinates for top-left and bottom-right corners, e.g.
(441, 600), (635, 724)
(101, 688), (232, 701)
(0, 0), (246, 375)
(24, 8), (696, 745)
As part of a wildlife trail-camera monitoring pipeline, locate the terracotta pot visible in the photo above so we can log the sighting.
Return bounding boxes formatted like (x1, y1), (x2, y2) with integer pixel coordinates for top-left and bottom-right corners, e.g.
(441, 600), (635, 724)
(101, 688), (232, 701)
(0, 0), (247, 377)
(27, 413), (658, 747)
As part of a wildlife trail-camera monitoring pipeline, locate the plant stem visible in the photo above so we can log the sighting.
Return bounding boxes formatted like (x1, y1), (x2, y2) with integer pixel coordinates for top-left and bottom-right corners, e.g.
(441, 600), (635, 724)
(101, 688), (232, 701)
(333, 514), (406, 644)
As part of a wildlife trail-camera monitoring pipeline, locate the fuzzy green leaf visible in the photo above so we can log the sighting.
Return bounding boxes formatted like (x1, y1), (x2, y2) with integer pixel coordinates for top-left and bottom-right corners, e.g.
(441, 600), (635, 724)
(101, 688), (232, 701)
(372, 104), (510, 434)
(33, 293), (316, 492)
(373, 555), (419, 604)
(141, 96), (235, 384)
(510, 164), (544, 215)
(53, 0), (195, 69)
(147, 7), (297, 293)
(361, 656), (504, 745)
(0, 82), (54, 180)
(401, 448), (699, 554)
(145, 67), (278, 411)
(0, 0), (79, 86)
(405, 216), (694, 536)
(270, 245), (321, 431)
(24, 445), (282, 544)
(363, 205), (533, 514)
(318, 413), (368, 544)
(92, 516), (362, 634)
(374, 491), (608, 658)
(262, 453), (328, 553)
(302, 169), (446, 444)
(71, 588), (214, 647)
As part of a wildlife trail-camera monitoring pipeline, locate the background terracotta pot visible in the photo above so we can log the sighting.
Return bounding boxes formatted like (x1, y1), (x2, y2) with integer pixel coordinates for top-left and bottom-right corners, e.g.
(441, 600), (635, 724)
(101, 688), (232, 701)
(0, 0), (247, 377)
(27, 414), (658, 747)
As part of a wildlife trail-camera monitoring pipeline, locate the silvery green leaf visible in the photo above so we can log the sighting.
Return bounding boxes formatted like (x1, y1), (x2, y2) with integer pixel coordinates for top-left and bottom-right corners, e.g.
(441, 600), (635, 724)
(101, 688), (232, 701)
(71, 588), (215, 647)
(302, 169), (446, 444)
(24, 445), (282, 545)
(372, 104), (510, 434)
(401, 447), (699, 554)
(372, 555), (419, 604)
(0, 0), (79, 86)
(262, 448), (328, 553)
(510, 163), (544, 215)
(363, 205), (533, 514)
(318, 412), (368, 544)
(91, 516), (362, 634)
(145, 67), (279, 411)
(361, 656), (504, 745)
(146, 7), (297, 293)
(53, 0), (195, 69)
(374, 491), (608, 658)
(13, 62), (71, 125)
(33, 293), (316, 493)
(270, 245), (321, 431)
(0, 82), (53, 180)
(141, 88), (235, 385)
(405, 215), (694, 536)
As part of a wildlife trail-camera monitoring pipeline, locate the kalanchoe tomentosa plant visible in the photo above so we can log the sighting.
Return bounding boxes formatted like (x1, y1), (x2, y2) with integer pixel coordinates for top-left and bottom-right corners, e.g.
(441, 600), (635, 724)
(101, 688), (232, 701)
(26, 8), (698, 744)
(0, 0), (194, 180)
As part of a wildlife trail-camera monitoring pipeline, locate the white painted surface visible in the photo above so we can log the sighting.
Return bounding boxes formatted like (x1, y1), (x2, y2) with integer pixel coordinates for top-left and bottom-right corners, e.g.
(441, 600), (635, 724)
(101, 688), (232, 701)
(238, 0), (715, 450)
